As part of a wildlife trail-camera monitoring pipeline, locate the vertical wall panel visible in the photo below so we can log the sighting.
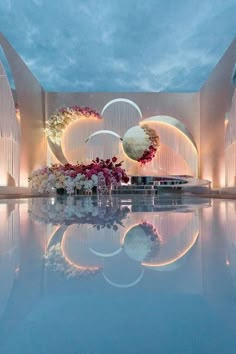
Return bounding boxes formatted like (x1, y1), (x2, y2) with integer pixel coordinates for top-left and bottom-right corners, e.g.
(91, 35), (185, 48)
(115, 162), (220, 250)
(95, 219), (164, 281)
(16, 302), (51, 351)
(225, 89), (236, 186)
(200, 39), (236, 187)
(0, 34), (46, 186)
(0, 60), (20, 186)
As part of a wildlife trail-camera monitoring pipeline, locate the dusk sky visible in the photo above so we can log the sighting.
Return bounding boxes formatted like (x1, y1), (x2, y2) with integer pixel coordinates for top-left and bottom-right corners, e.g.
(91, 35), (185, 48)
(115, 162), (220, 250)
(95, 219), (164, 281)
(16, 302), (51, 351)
(0, 0), (235, 92)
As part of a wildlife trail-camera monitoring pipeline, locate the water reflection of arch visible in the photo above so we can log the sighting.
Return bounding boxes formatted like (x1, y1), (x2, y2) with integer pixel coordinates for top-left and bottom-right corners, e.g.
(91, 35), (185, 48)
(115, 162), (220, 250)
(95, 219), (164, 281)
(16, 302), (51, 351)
(47, 223), (144, 288)
(0, 202), (20, 318)
(139, 115), (198, 177)
(46, 209), (200, 286)
(47, 225), (102, 272)
(225, 201), (236, 288)
(122, 211), (200, 271)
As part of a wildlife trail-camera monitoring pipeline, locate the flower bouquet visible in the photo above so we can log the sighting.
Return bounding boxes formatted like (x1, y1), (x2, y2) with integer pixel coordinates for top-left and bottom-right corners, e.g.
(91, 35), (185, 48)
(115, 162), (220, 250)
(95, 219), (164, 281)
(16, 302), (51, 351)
(28, 157), (129, 195)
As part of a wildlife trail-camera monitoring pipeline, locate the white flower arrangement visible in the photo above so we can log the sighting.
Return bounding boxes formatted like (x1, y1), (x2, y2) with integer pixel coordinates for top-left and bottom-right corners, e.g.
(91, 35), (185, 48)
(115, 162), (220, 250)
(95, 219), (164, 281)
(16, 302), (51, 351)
(28, 158), (129, 195)
(45, 105), (102, 145)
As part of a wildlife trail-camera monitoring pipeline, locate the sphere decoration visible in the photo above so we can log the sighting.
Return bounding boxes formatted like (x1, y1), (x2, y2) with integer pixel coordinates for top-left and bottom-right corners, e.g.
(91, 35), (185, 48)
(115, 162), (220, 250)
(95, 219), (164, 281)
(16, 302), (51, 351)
(123, 221), (160, 262)
(122, 124), (159, 164)
(45, 105), (102, 145)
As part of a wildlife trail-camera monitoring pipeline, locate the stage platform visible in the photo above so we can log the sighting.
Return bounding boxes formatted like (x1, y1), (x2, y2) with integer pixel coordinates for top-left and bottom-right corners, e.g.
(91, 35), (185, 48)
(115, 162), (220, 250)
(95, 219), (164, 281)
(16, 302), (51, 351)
(112, 176), (211, 195)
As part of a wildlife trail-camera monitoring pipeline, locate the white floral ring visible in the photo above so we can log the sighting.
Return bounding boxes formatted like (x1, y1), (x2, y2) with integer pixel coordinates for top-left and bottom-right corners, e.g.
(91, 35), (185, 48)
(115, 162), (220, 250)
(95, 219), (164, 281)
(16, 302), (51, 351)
(45, 105), (102, 163)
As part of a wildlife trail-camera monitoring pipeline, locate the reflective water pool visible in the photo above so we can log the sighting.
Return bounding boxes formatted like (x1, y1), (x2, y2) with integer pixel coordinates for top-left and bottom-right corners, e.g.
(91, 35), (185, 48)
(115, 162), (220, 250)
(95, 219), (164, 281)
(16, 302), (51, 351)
(0, 195), (236, 354)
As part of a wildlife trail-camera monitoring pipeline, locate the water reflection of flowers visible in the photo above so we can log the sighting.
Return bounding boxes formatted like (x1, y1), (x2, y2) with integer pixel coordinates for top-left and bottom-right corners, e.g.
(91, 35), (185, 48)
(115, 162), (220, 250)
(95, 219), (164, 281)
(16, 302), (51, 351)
(124, 221), (160, 262)
(44, 220), (161, 284)
(44, 243), (101, 279)
(29, 198), (130, 229)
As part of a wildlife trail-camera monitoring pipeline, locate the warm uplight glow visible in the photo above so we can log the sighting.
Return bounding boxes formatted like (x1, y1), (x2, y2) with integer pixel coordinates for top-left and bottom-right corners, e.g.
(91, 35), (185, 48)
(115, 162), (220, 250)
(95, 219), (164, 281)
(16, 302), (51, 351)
(47, 141), (61, 165)
(226, 259), (230, 266)
(15, 108), (21, 122)
(140, 119), (197, 151)
(136, 120), (198, 176)
(0, 174), (7, 186)
(141, 231), (199, 267)
(46, 225), (62, 249)
(20, 170), (30, 187)
(61, 228), (101, 271)
(121, 224), (138, 245)
(61, 118), (103, 164)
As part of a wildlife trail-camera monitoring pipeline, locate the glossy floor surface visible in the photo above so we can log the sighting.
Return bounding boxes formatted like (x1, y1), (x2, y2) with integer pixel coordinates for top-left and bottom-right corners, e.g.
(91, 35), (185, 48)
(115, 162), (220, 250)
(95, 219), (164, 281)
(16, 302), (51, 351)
(0, 195), (236, 354)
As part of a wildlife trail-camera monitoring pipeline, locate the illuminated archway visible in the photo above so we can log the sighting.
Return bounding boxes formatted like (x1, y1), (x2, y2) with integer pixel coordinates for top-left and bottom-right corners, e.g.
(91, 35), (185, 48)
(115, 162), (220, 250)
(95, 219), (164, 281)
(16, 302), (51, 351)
(139, 115), (198, 176)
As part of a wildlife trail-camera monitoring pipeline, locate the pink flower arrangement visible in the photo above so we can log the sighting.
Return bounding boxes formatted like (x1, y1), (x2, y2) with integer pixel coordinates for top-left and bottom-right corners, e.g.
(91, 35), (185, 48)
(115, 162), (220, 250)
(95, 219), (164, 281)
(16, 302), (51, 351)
(58, 105), (101, 119)
(140, 220), (160, 260)
(140, 221), (159, 239)
(29, 157), (129, 194)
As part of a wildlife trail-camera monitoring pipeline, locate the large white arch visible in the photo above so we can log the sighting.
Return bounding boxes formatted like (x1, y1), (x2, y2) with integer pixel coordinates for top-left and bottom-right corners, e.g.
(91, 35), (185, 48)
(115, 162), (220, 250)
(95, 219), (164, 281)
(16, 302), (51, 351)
(139, 115), (198, 177)
(141, 115), (198, 151)
(101, 98), (142, 118)
(101, 98), (142, 137)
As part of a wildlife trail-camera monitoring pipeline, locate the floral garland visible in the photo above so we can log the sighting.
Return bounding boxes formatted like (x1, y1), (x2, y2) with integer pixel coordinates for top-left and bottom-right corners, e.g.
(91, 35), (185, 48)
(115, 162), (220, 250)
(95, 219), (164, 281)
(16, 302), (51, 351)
(140, 221), (159, 239)
(45, 105), (102, 145)
(137, 125), (160, 164)
(28, 157), (129, 195)
(139, 221), (160, 261)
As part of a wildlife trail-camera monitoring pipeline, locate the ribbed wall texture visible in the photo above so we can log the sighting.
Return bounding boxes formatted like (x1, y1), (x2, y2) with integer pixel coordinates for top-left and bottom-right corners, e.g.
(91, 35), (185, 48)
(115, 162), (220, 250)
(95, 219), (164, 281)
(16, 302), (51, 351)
(225, 201), (236, 288)
(0, 33), (46, 187)
(0, 60), (20, 186)
(225, 89), (236, 186)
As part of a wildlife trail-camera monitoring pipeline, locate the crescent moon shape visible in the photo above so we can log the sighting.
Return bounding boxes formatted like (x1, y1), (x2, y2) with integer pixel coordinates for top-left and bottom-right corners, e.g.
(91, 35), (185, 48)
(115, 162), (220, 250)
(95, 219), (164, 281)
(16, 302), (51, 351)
(140, 115), (198, 151)
(85, 130), (122, 142)
(101, 98), (142, 118)
(142, 231), (199, 268)
(102, 269), (144, 288)
(47, 225), (67, 249)
(89, 247), (123, 258)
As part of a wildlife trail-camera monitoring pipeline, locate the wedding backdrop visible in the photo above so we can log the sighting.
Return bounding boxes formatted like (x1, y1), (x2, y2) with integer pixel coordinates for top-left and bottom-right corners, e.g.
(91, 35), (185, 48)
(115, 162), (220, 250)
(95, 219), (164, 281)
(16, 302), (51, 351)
(0, 33), (236, 191)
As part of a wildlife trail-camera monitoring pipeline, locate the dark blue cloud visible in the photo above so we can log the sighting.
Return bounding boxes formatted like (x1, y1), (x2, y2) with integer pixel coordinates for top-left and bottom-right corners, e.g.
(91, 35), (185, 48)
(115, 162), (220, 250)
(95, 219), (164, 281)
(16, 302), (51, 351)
(0, 0), (235, 92)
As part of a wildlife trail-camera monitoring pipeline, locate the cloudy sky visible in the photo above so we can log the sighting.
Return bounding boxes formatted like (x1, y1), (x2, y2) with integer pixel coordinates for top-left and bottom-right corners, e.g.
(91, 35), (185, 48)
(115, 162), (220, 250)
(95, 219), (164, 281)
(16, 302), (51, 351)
(0, 0), (235, 92)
